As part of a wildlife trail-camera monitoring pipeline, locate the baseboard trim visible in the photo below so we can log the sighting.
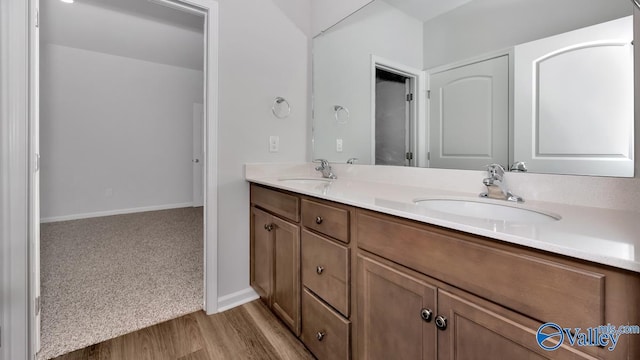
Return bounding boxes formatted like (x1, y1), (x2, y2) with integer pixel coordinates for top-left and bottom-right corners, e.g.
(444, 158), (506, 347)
(40, 202), (196, 223)
(217, 287), (259, 313)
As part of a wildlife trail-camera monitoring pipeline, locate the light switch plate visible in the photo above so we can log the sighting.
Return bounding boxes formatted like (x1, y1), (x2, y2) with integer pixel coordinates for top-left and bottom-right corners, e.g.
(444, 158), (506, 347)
(269, 136), (279, 152)
(336, 138), (343, 152)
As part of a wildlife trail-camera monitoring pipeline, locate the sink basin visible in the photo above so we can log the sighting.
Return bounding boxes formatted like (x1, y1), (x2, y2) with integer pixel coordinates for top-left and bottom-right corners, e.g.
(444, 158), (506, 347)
(413, 198), (560, 223)
(278, 177), (334, 184)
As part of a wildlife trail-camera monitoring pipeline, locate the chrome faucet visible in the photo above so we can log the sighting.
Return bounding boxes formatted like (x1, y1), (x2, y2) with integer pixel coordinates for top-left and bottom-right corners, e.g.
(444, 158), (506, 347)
(480, 164), (523, 202)
(346, 157), (358, 165)
(314, 159), (337, 179)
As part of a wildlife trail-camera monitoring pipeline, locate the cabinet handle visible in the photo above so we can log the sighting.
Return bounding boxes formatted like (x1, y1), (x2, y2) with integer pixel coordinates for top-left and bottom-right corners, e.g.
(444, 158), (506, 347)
(420, 308), (433, 322)
(315, 216), (323, 224)
(435, 315), (447, 330)
(316, 331), (326, 341)
(264, 223), (274, 232)
(316, 265), (324, 275)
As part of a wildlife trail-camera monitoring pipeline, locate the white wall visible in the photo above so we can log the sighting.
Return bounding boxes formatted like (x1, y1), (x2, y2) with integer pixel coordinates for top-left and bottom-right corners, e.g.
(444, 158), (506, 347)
(40, 44), (203, 221)
(311, 0), (372, 37)
(423, 0), (632, 69)
(216, 0), (311, 299)
(313, 1), (423, 164)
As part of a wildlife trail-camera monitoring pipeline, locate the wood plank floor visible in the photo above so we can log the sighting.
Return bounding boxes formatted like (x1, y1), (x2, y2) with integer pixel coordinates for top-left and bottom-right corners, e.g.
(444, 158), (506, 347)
(52, 300), (315, 360)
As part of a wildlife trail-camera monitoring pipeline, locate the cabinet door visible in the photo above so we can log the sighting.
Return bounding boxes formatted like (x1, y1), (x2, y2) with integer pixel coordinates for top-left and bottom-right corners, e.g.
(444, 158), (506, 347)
(357, 254), (437, 360)
(437, 289), (593, 360)
(272, 216), (301, 336)
(250, 207), (273, 302)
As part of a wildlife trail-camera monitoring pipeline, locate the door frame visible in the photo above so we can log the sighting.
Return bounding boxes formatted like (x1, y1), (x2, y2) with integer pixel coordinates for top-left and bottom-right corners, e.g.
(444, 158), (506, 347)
(370, 55), (425, 167)
(193, 102), (205, 207)
(0, 0), (219, 358)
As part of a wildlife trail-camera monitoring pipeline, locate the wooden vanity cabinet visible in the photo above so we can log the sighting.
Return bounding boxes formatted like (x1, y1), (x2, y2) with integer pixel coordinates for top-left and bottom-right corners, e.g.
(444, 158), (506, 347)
(357, 254), (437, 360)
(356, 209), (640, 360)
(358, 252), (609, 360)
(300, 198), (353, 360)
(250, 185), (301, 336)
(250, 184), (354, 359)
(250, 183), (640, 360)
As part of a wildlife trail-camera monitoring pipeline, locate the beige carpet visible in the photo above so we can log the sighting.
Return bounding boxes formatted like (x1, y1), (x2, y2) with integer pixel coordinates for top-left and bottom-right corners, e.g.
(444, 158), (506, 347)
(38, 207), (203, 360)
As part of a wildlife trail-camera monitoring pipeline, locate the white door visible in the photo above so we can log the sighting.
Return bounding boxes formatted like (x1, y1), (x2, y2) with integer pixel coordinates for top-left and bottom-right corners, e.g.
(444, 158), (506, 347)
(30, 0), (41, 352)
(192, 103), (204, 207)
(428, 55), (509, 170)
(513, 16), (633, 177)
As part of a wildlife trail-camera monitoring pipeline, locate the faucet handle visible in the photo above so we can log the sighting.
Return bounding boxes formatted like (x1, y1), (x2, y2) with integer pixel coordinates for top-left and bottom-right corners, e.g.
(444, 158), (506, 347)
(313, 159), (330, 170)
(509, 161), (527, 172)
(346, 157), (358, 164)
(486, 163), (505, 179)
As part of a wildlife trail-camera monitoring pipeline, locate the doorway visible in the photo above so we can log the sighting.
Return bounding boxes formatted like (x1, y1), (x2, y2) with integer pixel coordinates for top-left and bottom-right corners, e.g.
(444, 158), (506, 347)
(375, 68), (414, 166)
(32, 0), (218, 358)
(371, 57), (424, 167)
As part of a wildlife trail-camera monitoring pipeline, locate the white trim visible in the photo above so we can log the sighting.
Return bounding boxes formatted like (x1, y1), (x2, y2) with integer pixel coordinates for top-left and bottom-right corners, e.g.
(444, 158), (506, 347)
(216, 287), (260, 313)
(1, 0), (32, 358)
(40, 202), (196, 223)
(200, 0), (219, 316)
(370, 55), (425, 166)
(29, 0), (41, 353)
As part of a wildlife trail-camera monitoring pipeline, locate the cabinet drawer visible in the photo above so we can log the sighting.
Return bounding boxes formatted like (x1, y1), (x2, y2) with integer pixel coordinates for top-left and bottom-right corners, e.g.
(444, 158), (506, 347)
(251, 184), (299, 222)
(302, 230), (350, 317)
(301, 288), (351, 360)
(357, 210), (606, 331)
(302, 199), (349, 243)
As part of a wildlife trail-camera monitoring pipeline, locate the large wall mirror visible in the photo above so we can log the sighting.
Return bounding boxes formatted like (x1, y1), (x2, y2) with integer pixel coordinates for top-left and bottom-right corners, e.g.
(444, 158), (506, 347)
(312, 0), (635, 177)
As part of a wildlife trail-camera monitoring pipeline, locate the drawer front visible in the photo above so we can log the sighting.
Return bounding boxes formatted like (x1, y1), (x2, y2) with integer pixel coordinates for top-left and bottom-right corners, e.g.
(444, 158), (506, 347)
(357, 210), (606, 330)
(301, 288), (351, 360)
(302, 230), (350, 317)
(251, 184), (299, 222)
(302, 199), (349, 243)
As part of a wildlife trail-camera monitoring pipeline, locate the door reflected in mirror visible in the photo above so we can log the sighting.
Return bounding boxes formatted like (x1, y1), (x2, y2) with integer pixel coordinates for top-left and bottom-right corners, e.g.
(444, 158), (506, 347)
(312, 0), (635, 177)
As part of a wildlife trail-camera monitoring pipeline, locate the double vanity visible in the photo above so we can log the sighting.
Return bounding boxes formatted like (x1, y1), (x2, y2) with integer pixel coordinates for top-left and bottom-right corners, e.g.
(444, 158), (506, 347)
(246, 163), (640, 360)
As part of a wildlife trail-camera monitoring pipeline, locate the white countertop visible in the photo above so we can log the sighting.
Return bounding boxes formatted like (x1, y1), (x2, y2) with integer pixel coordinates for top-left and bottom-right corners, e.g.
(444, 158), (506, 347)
(245, 164), (640, 273)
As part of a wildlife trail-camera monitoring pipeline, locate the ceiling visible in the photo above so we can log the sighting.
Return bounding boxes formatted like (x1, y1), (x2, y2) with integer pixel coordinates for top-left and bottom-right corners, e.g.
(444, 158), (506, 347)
(41, 0), (205, 70)
(384, 0), (473, 22)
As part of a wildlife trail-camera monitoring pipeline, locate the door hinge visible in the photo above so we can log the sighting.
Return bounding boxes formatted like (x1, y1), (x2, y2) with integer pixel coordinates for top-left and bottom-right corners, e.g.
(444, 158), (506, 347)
(35, 8), (39, 28)
(35, 153), (40, 172)
(427, 151), (431, 160)
(427, 90), (431, 99)
(35, 296), (41, 316)
(406, 93), (414, 102)
(406, 152), (414, 160)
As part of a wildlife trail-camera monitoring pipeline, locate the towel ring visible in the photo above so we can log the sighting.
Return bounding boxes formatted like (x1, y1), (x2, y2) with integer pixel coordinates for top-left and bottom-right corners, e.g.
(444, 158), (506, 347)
(272, 97), (291, 119)
(334, 105), (349, 124)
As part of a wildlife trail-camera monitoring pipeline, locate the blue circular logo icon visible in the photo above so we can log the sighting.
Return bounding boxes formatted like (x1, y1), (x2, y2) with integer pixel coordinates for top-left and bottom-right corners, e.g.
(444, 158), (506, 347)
(536, 322), (564, 351)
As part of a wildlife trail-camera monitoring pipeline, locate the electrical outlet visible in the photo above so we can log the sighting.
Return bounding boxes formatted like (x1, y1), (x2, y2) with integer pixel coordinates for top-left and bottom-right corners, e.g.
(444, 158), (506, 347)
(269, 136), (279, 152)
(336, 138), (343, 152)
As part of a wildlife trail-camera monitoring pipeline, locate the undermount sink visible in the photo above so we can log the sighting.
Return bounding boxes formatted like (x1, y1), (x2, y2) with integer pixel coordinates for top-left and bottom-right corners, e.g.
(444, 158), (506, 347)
(277, 177), (334, 184)
(413, 198), (560, 223)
